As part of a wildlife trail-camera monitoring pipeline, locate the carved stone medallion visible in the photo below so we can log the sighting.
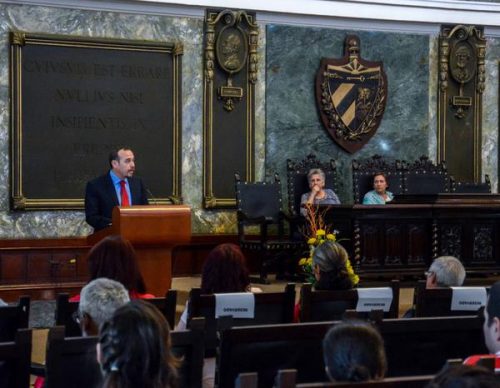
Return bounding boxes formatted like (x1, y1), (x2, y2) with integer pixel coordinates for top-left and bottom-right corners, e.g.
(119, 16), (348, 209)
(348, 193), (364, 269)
(316, 35), (388, 154)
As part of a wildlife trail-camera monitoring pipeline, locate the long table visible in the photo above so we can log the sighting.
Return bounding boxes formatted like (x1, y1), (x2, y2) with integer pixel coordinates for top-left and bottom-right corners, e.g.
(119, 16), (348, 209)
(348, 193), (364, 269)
(319, 194), (500, 276)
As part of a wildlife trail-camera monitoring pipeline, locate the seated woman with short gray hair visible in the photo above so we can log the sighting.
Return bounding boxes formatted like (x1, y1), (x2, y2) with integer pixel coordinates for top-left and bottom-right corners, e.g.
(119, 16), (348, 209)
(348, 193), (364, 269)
(300, 168), (340, 216)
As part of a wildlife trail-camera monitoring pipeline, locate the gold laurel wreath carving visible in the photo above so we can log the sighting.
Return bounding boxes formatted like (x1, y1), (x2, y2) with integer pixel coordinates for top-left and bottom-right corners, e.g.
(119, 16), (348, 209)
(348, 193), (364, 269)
(320, 75), (386, 142)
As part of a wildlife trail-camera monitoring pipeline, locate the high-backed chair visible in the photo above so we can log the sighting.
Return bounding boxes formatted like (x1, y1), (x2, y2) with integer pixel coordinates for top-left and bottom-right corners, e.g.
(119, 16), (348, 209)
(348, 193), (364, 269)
(55, 290), (178, 337)
(44, 326), (102, 388)
(0, 296), (30, 342)
(413, 280), (487, 317)
(186, 284), (296, 356)
(286, 154), (338, 217)
(0, 328), (32, 388)
(451, 174), (492, 193)
(403, 156), (451, 195)
(299, 280), (400, 322)
(352, 155), (404, 203)
(235, 173), (304, 282)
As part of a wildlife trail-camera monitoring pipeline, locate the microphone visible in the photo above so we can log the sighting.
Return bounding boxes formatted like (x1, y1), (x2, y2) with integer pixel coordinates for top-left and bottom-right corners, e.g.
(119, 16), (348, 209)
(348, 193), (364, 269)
(145, 188), (158, 205)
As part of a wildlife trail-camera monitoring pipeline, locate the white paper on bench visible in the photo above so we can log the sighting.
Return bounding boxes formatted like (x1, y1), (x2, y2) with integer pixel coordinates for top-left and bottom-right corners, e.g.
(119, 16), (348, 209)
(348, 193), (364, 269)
(450, 287), (487, 311)
(214, 293), (255, 318)
(356, 288), (393, 312)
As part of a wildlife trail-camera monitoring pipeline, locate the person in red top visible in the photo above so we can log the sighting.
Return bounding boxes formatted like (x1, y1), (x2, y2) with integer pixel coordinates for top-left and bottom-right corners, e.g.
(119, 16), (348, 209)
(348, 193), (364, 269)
(464, 280), (500, 373)
(70, 235), (154, 302)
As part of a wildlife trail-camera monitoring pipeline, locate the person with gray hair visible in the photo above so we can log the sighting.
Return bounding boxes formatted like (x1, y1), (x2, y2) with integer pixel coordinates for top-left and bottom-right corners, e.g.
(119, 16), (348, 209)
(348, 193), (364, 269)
(403, 256), (466, 318)
(77, 277), (130, 336)
(300, 168), (340, 216)
(426, 256), (466, 288)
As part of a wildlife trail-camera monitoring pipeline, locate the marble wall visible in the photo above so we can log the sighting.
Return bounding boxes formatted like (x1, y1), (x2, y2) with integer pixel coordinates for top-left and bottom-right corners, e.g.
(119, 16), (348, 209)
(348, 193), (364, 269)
(0, 4), (497, 238)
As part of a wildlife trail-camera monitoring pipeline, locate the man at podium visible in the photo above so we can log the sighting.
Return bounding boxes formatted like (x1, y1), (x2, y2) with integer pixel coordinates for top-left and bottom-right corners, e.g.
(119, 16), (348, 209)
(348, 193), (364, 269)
(85, 147), (149, 231)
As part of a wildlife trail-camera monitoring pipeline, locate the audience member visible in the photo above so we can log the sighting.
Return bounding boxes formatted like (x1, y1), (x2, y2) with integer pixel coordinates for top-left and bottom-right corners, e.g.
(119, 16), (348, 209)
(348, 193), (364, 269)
(34, 278), (128, 388)
(404, 256), (466, 318)
(77, 278), (130, 336)
(427, 364), (499, 388)
(425, 256), (466, 289)
(71, 235), (154, 301)
(176, 243), (259, 330)
(176, 243), (260, 388)
(312, 241), (355, 291)
(98, 300), (179, 388)
(323, 321), (387, 382)
(294, 241), (354, 321)
(464, 280), (500, 372)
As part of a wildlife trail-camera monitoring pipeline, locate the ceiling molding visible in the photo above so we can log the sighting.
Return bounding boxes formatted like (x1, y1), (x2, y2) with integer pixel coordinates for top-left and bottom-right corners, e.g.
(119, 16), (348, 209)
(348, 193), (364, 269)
(5, 0), (500, 30)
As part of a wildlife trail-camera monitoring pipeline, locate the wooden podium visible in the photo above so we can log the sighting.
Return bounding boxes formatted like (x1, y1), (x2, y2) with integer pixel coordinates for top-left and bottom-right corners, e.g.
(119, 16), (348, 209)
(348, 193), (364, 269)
(87, 205), (191, 296)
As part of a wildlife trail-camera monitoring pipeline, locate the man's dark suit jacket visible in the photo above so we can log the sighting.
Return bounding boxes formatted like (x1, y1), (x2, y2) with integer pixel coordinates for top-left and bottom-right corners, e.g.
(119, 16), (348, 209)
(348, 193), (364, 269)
(85, 173), (149, 231)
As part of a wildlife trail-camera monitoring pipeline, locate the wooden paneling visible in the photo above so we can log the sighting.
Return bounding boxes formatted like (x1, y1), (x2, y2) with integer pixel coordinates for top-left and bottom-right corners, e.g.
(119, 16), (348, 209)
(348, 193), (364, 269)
(0, 235), (241, 301)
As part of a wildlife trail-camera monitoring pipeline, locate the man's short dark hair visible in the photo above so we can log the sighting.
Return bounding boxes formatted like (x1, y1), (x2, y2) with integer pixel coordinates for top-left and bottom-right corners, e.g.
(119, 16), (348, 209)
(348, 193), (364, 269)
(486, 280), (500, 326)
(108, 147), (132, 168)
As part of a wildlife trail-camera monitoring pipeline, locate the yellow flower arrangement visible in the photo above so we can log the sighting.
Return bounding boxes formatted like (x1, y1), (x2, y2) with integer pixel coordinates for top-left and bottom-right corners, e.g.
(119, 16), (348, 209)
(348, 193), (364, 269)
(299, 203), (359, 286)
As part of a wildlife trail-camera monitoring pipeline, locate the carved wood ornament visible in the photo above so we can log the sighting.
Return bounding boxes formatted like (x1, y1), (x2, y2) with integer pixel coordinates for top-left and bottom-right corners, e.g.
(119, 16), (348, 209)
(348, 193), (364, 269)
(203, 9), (259, 208)
(438, 25), (486, 182)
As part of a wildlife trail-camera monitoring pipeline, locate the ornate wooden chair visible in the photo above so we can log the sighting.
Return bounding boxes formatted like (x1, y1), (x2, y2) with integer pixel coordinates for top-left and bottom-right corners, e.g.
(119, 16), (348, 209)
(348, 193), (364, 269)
(451, 174), (492, 193)
(235, 173), (304, 282)
(352, 155), (404, 203)
(0, 296), (30, 342)
(403, 156), (451, 194)
(286, 154), (339, 217)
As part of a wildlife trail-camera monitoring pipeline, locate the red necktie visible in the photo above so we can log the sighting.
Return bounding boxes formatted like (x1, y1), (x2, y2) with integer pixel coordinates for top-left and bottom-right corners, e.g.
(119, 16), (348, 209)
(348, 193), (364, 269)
(120, 180), (130, 206)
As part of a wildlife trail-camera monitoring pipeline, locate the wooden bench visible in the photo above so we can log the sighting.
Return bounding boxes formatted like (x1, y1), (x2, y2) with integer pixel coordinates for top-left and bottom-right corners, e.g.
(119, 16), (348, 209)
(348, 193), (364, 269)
(299, 280), (400, 322)
(217, 315), (485, 387)
(55, 290), (178, 337)
(187, 284), (295, 356)
(0, 296), (30, 342)
(413, 280), (486, 317)
(0, 329), (32, 388)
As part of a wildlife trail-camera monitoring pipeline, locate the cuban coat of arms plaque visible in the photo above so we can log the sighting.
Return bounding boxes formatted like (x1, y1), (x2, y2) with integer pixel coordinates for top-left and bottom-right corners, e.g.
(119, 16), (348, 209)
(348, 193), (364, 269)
(316, 35), (387, 154)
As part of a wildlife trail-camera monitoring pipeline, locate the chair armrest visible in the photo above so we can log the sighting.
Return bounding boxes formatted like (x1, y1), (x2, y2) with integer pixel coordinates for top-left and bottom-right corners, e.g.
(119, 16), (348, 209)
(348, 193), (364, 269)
(237, 210), (267, 225)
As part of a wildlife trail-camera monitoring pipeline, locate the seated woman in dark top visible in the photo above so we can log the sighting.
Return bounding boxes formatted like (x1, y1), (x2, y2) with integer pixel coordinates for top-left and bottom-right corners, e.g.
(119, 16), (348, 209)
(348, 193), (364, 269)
(175, 243), (260, 388)
(323, 321), (387, 382)
(70, 235), (154, 301)
(300, 168), (340, 216)
(313, 241), (355, 291)
(363, 172), (393, 205)
(294, 241), (355, 320)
